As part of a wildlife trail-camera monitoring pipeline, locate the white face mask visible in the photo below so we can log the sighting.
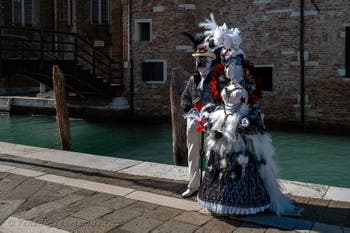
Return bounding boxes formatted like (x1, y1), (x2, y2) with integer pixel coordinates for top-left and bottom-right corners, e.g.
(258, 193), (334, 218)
(223, 37), (232, 49)
(197, 58), (212, 76)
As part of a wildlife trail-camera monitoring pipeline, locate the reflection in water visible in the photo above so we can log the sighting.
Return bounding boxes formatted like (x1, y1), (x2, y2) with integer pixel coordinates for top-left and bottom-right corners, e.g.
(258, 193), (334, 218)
(0, 113), (350, 188)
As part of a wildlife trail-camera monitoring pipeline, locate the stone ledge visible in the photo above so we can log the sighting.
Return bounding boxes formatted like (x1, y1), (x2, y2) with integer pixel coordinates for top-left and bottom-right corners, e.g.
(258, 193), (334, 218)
(1, 141), (350, 203)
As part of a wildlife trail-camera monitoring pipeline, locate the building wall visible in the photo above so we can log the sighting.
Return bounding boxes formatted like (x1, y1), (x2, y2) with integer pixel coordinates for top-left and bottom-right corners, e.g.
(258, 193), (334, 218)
(129, 0), (350, 127)
(128, 0), (198, 117)
(0, 0), (124, 95)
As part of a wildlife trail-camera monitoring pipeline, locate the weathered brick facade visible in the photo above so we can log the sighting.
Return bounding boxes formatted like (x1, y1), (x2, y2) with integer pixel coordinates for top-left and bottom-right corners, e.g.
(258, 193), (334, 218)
(126, 0), (350, 128)
(1, 0), (350, 128)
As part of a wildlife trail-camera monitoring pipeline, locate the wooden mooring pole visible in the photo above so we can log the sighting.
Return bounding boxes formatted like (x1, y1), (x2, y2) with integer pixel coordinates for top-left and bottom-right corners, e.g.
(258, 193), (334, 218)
(170, 69), (188, 166)
(52, 65), (72, 151)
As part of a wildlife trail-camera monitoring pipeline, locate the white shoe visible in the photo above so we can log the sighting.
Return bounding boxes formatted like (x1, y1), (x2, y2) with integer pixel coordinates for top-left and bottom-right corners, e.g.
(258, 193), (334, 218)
(182, 188), (198, 198)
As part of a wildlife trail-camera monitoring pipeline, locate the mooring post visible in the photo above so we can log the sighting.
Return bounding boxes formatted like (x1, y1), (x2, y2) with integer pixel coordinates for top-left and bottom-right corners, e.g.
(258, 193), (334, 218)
(170, 69), (188, 166)
(52, 65), (72, 151)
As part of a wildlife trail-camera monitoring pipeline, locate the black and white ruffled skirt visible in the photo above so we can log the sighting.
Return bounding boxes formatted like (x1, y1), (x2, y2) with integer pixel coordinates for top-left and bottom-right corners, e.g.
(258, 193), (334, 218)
(197, 150), (271, 215)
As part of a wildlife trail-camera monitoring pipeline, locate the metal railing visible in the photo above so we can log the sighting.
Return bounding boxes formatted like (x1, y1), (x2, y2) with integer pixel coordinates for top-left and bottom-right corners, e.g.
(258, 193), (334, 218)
(0, 26), (114, 83)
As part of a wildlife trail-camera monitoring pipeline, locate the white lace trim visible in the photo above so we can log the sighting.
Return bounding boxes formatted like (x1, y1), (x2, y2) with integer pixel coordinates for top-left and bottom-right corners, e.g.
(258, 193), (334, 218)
(198, 197), (270, 215)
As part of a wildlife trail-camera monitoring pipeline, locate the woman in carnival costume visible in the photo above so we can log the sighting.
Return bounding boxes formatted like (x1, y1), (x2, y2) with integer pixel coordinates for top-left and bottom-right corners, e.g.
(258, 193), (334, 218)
(195, 14), (301, 216)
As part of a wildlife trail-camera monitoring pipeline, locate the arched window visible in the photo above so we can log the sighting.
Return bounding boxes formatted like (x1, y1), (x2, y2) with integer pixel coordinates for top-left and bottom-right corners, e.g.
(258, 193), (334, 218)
(12, 0), (34, 27)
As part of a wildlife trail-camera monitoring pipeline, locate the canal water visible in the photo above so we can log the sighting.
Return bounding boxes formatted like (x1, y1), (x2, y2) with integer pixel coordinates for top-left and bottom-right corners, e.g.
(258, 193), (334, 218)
(1, 113), (350, 189)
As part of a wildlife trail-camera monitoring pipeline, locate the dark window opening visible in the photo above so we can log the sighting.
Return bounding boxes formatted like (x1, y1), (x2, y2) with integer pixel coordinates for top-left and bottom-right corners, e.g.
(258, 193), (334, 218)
(91, 0), (108, 24)
(255, 66), (273, 92)
(12, 0), (34, 27)
(138, 23), (151, 41)
(346, 27), (350, 77)
(67, 0), (74, 26)
(142, 62), (164, 82)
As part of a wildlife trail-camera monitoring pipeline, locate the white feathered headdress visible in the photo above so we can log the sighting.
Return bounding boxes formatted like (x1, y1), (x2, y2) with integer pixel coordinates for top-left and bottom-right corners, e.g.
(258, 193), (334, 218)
(223, 27), (242, 50)
(198, 13), (226, 48)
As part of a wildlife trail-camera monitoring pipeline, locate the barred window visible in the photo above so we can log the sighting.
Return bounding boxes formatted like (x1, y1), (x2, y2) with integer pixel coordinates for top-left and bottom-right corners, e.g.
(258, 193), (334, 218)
(91, 0), (109, 24)
(12, 0), (34, 27)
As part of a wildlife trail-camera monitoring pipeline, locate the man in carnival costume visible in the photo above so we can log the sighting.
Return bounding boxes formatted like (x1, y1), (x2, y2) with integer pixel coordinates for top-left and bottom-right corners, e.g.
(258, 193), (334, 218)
(180, 42), (228, 198)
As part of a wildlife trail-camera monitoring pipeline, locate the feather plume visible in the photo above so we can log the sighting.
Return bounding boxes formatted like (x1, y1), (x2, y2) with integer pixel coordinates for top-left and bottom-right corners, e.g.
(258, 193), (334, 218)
(199, 13), (217, 33)
(181, 32), (205, 50)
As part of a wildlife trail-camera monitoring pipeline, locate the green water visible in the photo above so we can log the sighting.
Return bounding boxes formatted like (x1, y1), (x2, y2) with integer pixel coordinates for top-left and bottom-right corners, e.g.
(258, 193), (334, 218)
(1, 113), (350, 188)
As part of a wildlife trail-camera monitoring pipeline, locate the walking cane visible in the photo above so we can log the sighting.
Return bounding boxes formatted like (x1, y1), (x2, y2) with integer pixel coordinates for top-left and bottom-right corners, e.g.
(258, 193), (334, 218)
(199, 131), (204, 185)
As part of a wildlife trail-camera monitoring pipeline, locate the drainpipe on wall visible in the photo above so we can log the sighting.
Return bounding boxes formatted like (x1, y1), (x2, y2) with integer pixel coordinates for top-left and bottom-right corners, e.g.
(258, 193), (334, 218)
(299, 0), (305, 128)
(129, 0), (134, 115)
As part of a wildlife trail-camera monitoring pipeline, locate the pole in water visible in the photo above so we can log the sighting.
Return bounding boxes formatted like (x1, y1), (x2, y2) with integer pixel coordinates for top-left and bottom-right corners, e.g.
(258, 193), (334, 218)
(52, 65), (72, 151)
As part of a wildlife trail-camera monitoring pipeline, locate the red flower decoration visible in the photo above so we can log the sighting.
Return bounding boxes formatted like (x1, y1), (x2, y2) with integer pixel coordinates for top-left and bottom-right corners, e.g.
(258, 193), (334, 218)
(210, 64), (225, 102)
(195, 117), (208, 132)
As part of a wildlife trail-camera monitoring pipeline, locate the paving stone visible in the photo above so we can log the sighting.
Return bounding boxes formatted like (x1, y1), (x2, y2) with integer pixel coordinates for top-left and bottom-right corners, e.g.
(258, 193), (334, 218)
(195, 218), (241, 233)
(72, 205), (114, 221)
(320, 213), (348, 226)
(0, 199), (25, 220)
(75, 219), (118, 233)
(103, 208), (142, 225)
(119, 216), (163, 233)
(345, 215), (350, 227)
(62, 193), (115, 214)
(324, 187), (350, 203)
(20, 149), (142, 172)
(37, 174), (73, 185)
(240, 214), (313, 231)
(16, 189), (64, 212)
(128, 201), (159, 212)
(0, 172), (10, 180)
(308, 198), (330, 207)
(0, 174), (28, 192)
(327, 201), (350, 216)
(0, 164), (15, 172)
(119, 162), (189, 181)
(310, 222), (343, 233)
(232, 222), (268, 232)
(0, 216), (70, 233)
(14, 194), (84, 220)
(0, 192), (9, 201)
(0, 142), (44, 156)
(144, 206), (183, 221)
(151, 219), (198, 233)
(98, 196), (137, 210)
(52, 216), (88, 231)
(2, 178), (46, 200)
(280, 179), (328, 199)
(64, 178), (135, 196)
(32, 209), (71, 225)
(126, 191), (201, 211)
(9, 167), (45, 177)
(73, 189), (96, 197)
(265, 228), (297, 232)
(107, 228), (133, 233)
(174, 211), (213, 226)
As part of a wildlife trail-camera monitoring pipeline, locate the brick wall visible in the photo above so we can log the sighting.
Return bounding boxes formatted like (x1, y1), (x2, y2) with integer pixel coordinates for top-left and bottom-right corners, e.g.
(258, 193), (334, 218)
(128, 0), (350, 127)
(128, 0), (198, 117)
